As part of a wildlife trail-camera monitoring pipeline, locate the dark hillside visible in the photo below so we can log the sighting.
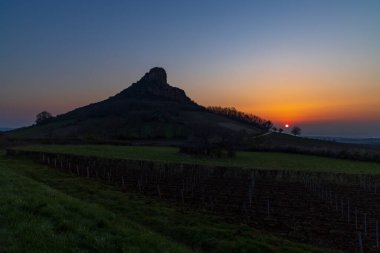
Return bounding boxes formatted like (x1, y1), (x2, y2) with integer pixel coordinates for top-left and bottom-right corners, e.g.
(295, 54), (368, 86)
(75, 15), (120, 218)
(6, 68), (263, 142)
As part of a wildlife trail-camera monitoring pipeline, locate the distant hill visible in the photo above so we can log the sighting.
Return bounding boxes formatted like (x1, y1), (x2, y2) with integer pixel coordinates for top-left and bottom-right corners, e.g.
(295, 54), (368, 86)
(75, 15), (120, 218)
(250, 132), (380, 162)
(305, 136), (380, 146)
(0, 128), (14, 132)
(7, 67), (264, 142)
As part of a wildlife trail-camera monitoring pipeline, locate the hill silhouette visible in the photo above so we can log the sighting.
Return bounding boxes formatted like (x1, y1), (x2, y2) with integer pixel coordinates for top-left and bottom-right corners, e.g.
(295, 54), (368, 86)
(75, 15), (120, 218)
(7, 68), (264, 142)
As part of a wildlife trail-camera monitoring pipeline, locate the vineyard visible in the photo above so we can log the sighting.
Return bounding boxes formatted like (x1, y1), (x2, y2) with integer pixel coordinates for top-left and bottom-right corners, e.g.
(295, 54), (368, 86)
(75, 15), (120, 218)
(7, 149), (380, 252)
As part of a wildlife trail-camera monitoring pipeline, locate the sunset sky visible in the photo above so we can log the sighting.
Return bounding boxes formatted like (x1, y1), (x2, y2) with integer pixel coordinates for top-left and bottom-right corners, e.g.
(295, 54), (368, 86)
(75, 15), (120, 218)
(1, 0), (379, 137)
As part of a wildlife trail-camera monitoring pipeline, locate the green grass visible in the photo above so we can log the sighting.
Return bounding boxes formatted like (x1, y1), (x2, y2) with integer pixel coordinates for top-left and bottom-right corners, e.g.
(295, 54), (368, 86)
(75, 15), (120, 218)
(0, 151), (329, 253)
(0, 152), (191, 253)
(15, 144), (380, 174)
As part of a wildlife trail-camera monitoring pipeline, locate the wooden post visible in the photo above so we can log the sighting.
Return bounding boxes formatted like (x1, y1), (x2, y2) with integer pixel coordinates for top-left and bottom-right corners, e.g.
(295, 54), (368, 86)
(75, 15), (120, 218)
(364, 213), (367, 237)
(181, 189), (184, 205)
(355, 207), (358, 229)
(267, 199), (270, 218)
(157, 184), (161, 198)
(347, 200), (350, 223)
(322, 186), (325, 200)
(76, 165), (79, 176)
(358, 232), (363, 253)
(121, 175), (125, 187)
(248, 185), (252, 208)
(376, 220), (379, 248)
(138, 180), (142, 193)
(86, 167), (90, 178)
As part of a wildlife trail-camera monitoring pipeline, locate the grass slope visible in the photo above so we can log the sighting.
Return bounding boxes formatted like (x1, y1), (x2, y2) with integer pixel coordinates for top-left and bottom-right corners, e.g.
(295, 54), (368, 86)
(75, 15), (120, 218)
(0, 151), (328, 253)
(0, 152), (191, 253)
(16, 144), (380, 174)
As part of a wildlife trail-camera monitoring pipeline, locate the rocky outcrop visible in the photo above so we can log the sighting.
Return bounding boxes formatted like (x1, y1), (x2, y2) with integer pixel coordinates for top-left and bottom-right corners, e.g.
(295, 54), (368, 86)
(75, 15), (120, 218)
(114, 67), (196, 104)
(139, 67), (167, 85)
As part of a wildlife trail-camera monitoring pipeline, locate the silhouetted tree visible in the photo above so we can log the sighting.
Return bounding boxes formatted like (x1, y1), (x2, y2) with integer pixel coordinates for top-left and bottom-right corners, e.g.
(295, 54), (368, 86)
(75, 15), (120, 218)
(278, 128), (284, 134)
(36, 111), (53, 125)
(207, 106), (273, 131)
(291, 126), (301, 136)
(180, 123), (246, 157)
(272, 127), (277, 132)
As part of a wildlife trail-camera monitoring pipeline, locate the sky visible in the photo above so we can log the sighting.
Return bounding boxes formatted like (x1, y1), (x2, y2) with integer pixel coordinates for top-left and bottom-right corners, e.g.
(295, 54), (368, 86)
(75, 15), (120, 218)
(1, 0), (379, 137)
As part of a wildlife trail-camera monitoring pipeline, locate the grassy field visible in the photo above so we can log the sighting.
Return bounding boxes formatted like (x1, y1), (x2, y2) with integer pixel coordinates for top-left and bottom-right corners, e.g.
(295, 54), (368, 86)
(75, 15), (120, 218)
(15, 144), (380, 174)
(0, 152), (191, 253)
(0, 150), (329, 253)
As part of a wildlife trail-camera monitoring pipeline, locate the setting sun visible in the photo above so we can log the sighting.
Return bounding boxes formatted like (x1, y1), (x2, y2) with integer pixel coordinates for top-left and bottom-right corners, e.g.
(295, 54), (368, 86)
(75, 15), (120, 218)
(285, 124), (289, 128)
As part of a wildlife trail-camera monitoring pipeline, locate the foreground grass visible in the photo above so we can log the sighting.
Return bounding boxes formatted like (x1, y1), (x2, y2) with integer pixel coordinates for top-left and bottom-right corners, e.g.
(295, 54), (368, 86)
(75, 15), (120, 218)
(0, 154), (191, 253)
(16, 144), (380, 174)
(0, 152), (328, 253)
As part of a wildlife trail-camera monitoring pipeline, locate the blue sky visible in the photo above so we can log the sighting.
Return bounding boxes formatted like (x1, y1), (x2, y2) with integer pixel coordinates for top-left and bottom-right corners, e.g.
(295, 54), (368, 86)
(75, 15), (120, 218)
(1, 0), (379, 137)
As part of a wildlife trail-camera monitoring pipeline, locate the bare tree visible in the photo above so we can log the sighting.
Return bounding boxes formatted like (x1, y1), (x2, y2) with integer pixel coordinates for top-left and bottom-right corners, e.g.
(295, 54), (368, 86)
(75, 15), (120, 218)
(291, 126), (301, 136)
(180, 123), (246, 157)
(36, 111), (53, 125)
(278, 128), (284, 134)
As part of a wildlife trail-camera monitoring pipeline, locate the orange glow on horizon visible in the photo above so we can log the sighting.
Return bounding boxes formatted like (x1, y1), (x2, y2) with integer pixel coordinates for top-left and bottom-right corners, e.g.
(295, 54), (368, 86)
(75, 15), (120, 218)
(193, 63), (380, 128)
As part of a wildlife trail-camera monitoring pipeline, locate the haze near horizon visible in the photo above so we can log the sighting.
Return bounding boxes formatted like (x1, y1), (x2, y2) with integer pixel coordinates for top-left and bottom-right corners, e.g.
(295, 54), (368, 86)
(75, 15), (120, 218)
(1, 0), (379, 137)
